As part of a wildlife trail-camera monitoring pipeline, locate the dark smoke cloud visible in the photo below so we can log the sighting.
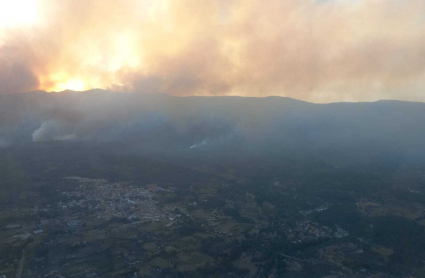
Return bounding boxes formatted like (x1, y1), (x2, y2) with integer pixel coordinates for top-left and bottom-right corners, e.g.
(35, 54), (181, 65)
(0, 36), (40, 93)
(0, 62), (39, 94)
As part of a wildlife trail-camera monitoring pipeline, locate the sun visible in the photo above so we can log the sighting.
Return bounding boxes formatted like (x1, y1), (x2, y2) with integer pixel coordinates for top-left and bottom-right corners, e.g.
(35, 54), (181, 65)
(54, 79), (87, 92)
(0, 0), (41, 29)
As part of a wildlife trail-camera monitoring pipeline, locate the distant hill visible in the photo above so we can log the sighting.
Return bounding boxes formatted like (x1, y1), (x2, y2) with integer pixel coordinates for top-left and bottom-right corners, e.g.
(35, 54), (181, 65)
(1, 90), (425, 164)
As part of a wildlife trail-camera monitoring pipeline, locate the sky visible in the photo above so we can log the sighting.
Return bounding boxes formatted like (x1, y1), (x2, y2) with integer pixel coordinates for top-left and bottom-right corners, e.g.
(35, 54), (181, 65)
(0, 0), (425, 103)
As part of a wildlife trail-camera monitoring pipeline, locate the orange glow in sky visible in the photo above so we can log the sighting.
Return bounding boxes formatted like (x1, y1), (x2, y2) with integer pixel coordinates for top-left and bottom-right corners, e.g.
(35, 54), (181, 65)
(1, 0), (425, 102)
(53, 79), (86, 92)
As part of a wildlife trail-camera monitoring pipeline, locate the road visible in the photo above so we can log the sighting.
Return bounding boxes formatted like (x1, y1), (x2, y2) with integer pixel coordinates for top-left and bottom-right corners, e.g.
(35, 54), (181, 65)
(15, 247), (26, 278)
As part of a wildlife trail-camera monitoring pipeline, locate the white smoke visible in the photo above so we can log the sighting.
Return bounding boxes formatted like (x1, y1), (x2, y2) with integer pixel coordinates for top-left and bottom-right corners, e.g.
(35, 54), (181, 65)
(190, 139), (208, 149)
(32, 120), (76, 142)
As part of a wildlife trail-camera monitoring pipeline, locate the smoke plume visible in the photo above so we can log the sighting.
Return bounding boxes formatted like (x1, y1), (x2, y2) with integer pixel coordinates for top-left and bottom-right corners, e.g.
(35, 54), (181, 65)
(1, 0), (425, 102)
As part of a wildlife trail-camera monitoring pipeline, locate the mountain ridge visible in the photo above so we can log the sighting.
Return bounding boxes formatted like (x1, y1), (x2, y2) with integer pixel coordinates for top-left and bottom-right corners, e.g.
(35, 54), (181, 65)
(1, 89), (425, 166)
(3, 89), (424, 105)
